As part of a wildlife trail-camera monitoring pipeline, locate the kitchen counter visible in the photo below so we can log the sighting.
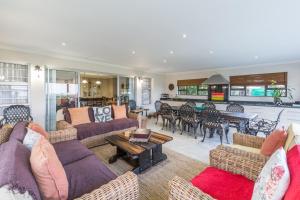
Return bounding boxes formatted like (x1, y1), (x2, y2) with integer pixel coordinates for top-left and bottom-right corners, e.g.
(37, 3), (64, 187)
(160, 98), (300, 108)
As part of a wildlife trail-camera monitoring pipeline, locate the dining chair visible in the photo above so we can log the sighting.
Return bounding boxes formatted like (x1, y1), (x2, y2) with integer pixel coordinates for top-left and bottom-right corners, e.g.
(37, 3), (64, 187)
(226, 103), (245, 131)
(160, 103), (179, 133)
(128, 100), (143, 115)
(179, 104), (200, 139)
(201, 108), (229, 144)
(154, 100), (162, 124)
(203, 102), (216, 109)
(248, 109), (285, 136)
(185, 101), (196, 107)
(0, 105), (33, 126)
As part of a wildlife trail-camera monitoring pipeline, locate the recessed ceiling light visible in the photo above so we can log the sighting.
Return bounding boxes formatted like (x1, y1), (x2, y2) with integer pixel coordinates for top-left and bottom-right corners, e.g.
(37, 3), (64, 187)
(163, 59), (167, 63)
(209, 50), (214, 54)
(254, 56), (259, 60)
(61, 42), (67, 46)
(131, 50), (136, 55)
(170, 50), (174, 55)
(182, 34), (187, 39)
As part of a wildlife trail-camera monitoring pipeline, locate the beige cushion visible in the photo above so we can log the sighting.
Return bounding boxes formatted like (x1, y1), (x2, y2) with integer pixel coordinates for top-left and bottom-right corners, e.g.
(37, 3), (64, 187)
(284, 123), (300, 151)
(230, 144), (261, 154)
(0, 124), (13, 144)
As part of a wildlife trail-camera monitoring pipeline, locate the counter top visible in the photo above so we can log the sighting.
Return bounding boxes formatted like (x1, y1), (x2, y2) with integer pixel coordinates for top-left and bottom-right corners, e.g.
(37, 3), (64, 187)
(160, 98), (300, 108)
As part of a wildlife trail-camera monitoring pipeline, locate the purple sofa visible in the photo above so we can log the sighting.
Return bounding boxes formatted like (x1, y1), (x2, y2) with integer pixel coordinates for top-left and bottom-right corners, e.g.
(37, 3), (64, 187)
(57, 107), (142, 148)
(0, 122), (139, 200)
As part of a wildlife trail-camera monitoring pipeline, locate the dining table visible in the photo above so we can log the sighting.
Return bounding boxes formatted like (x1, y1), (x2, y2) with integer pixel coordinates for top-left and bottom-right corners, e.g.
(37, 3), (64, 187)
(171, 105), (258, 133)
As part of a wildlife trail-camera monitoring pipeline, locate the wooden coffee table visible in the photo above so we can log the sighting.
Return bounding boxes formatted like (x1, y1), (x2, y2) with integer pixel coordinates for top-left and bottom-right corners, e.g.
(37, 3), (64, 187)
(105, 132), (173, 174)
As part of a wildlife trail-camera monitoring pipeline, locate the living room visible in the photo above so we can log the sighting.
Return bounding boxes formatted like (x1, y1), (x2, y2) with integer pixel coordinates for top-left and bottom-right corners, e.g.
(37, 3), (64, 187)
(0, 1), (300, 200)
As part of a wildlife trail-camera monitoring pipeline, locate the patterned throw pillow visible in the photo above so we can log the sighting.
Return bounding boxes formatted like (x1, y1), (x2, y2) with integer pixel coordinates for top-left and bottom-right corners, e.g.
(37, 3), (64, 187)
(0, 124), (13, 144)
(23, 128), (42, 150)
(93, 106), (112, 122)
(252, 148), (290, 200)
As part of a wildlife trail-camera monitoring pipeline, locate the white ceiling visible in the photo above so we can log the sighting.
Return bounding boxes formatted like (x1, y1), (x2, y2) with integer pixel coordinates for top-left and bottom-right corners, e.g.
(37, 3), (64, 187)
(1, 0), (300, 73)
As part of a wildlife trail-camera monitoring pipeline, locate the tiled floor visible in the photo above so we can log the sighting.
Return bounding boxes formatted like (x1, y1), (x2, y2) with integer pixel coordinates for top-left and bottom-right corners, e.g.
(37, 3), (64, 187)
(147, 118), (235, 164)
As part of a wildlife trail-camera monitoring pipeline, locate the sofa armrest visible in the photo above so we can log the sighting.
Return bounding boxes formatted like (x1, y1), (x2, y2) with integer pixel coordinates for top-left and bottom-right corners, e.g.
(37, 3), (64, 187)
(56, 120), (73, 130)
(168, 176), (215, 200)
(48, 128), (77, 144)
(75, 171), (139, 200)
(216, 145), (269, 163)
(233, 133), (265, 149)
(210, 148), (265, 181)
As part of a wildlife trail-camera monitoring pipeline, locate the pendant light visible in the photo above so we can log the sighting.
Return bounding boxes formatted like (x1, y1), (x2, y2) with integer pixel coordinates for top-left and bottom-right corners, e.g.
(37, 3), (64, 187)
(82, 73), (88, 84)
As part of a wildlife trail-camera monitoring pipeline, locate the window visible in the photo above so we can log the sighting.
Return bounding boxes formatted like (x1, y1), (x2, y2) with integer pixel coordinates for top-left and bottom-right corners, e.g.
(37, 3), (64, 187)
(230, 72), (288, 97)
(141, 78), (151, 105)
(246, 86), (265, 96)
(177, 85), (208, 96)
(197, 85), (208, 96)
(0, 62), (30, 115)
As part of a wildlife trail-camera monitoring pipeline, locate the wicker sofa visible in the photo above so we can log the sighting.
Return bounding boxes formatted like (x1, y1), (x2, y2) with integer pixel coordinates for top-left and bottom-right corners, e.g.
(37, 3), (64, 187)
(169, 123), (300, 200)
(56, 107), (146, 148)
(0, 122), (139, 200)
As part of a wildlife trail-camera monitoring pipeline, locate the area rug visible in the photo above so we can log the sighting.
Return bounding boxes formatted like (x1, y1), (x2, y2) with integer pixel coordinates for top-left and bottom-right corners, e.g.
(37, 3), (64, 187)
(91, 144), (207, 200)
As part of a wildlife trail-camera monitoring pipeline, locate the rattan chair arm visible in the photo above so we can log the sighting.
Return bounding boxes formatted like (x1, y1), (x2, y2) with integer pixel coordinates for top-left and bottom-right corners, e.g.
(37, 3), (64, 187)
(56, 120), (73, 130)
(210, 148), (265, 181)
(48, 127), (77, 144)
(168, 176), (215, 200)
(75, 171), (139, 200)
(127, 112), (139, 120)
(233, 133), (265, 149)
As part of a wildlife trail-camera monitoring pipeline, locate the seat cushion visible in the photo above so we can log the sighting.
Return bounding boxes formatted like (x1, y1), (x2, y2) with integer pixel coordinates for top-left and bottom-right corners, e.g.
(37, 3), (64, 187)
(53, 140), (93, 166)
(74, 122), (113, 140)
(284, 145), (300, 200)
(191, 167), (254, 200)
(64, 155), (117, 199)
(230, 144), (261, 154)
(9, 121), (29, 142)
(0, 140), (41, 200)
(108, 118), (139, 131)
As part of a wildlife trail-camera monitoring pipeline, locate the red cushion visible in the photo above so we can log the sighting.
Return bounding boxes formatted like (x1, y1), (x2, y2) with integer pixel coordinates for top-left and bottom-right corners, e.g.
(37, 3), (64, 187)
(284, 145), (300, 200)
(191, 167), (254, 200)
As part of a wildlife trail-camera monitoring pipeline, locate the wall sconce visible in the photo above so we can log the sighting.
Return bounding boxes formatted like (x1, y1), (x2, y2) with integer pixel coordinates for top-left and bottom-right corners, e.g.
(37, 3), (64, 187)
(34, 65), (42, 78)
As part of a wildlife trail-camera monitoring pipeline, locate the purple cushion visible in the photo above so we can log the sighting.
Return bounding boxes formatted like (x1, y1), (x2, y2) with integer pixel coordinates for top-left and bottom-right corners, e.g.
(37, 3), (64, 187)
(0, 140), (41, 200)
(74, 122), (113, 140)
(64, 155), (117, 199)
(53, 140), (93, 166)
(9, 121), (29, 142)
(108, 118), (138, 131)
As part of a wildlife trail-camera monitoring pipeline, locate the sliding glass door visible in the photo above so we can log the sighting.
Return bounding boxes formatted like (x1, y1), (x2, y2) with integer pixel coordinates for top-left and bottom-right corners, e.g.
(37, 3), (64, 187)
(45, 69), (79, 131)
(118, 76), (135, 104)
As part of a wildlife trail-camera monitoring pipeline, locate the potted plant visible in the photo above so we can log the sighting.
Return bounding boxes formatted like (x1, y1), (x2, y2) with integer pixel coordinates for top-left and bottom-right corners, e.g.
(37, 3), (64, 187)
(271, 80), (294, 106)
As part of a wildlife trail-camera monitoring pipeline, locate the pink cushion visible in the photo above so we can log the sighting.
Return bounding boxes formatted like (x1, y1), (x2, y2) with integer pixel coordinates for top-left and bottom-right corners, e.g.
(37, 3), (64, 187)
(112, 105), (127, 119)
(261, 128), (288, 156)
(191, 167), (254, 200)
(30, 136), (68, 200)
(28, 122), (49, 139)
(68, 107), (91, 125)
(284, 145), (300, 200)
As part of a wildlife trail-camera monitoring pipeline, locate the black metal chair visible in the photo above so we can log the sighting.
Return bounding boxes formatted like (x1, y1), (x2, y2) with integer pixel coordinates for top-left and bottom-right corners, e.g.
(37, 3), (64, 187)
(226, 103), (245, 131)
(203, 102), (216, 109)
(128, 100), (143, 114)
(179, 104), (200, 139)
(160, 103), (179, 133)
(0, 105), (33, 126)
(248, 109), (285, 136)
(201, 108), (229, 144)
(154, 100), (162, 124)
(185, 101), (196, 107)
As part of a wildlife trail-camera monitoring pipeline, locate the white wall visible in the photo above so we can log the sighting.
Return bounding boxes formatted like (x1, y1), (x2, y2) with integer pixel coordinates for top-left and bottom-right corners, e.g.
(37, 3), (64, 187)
(0, 48), (165, 126)
(164, 62), (300, 103)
